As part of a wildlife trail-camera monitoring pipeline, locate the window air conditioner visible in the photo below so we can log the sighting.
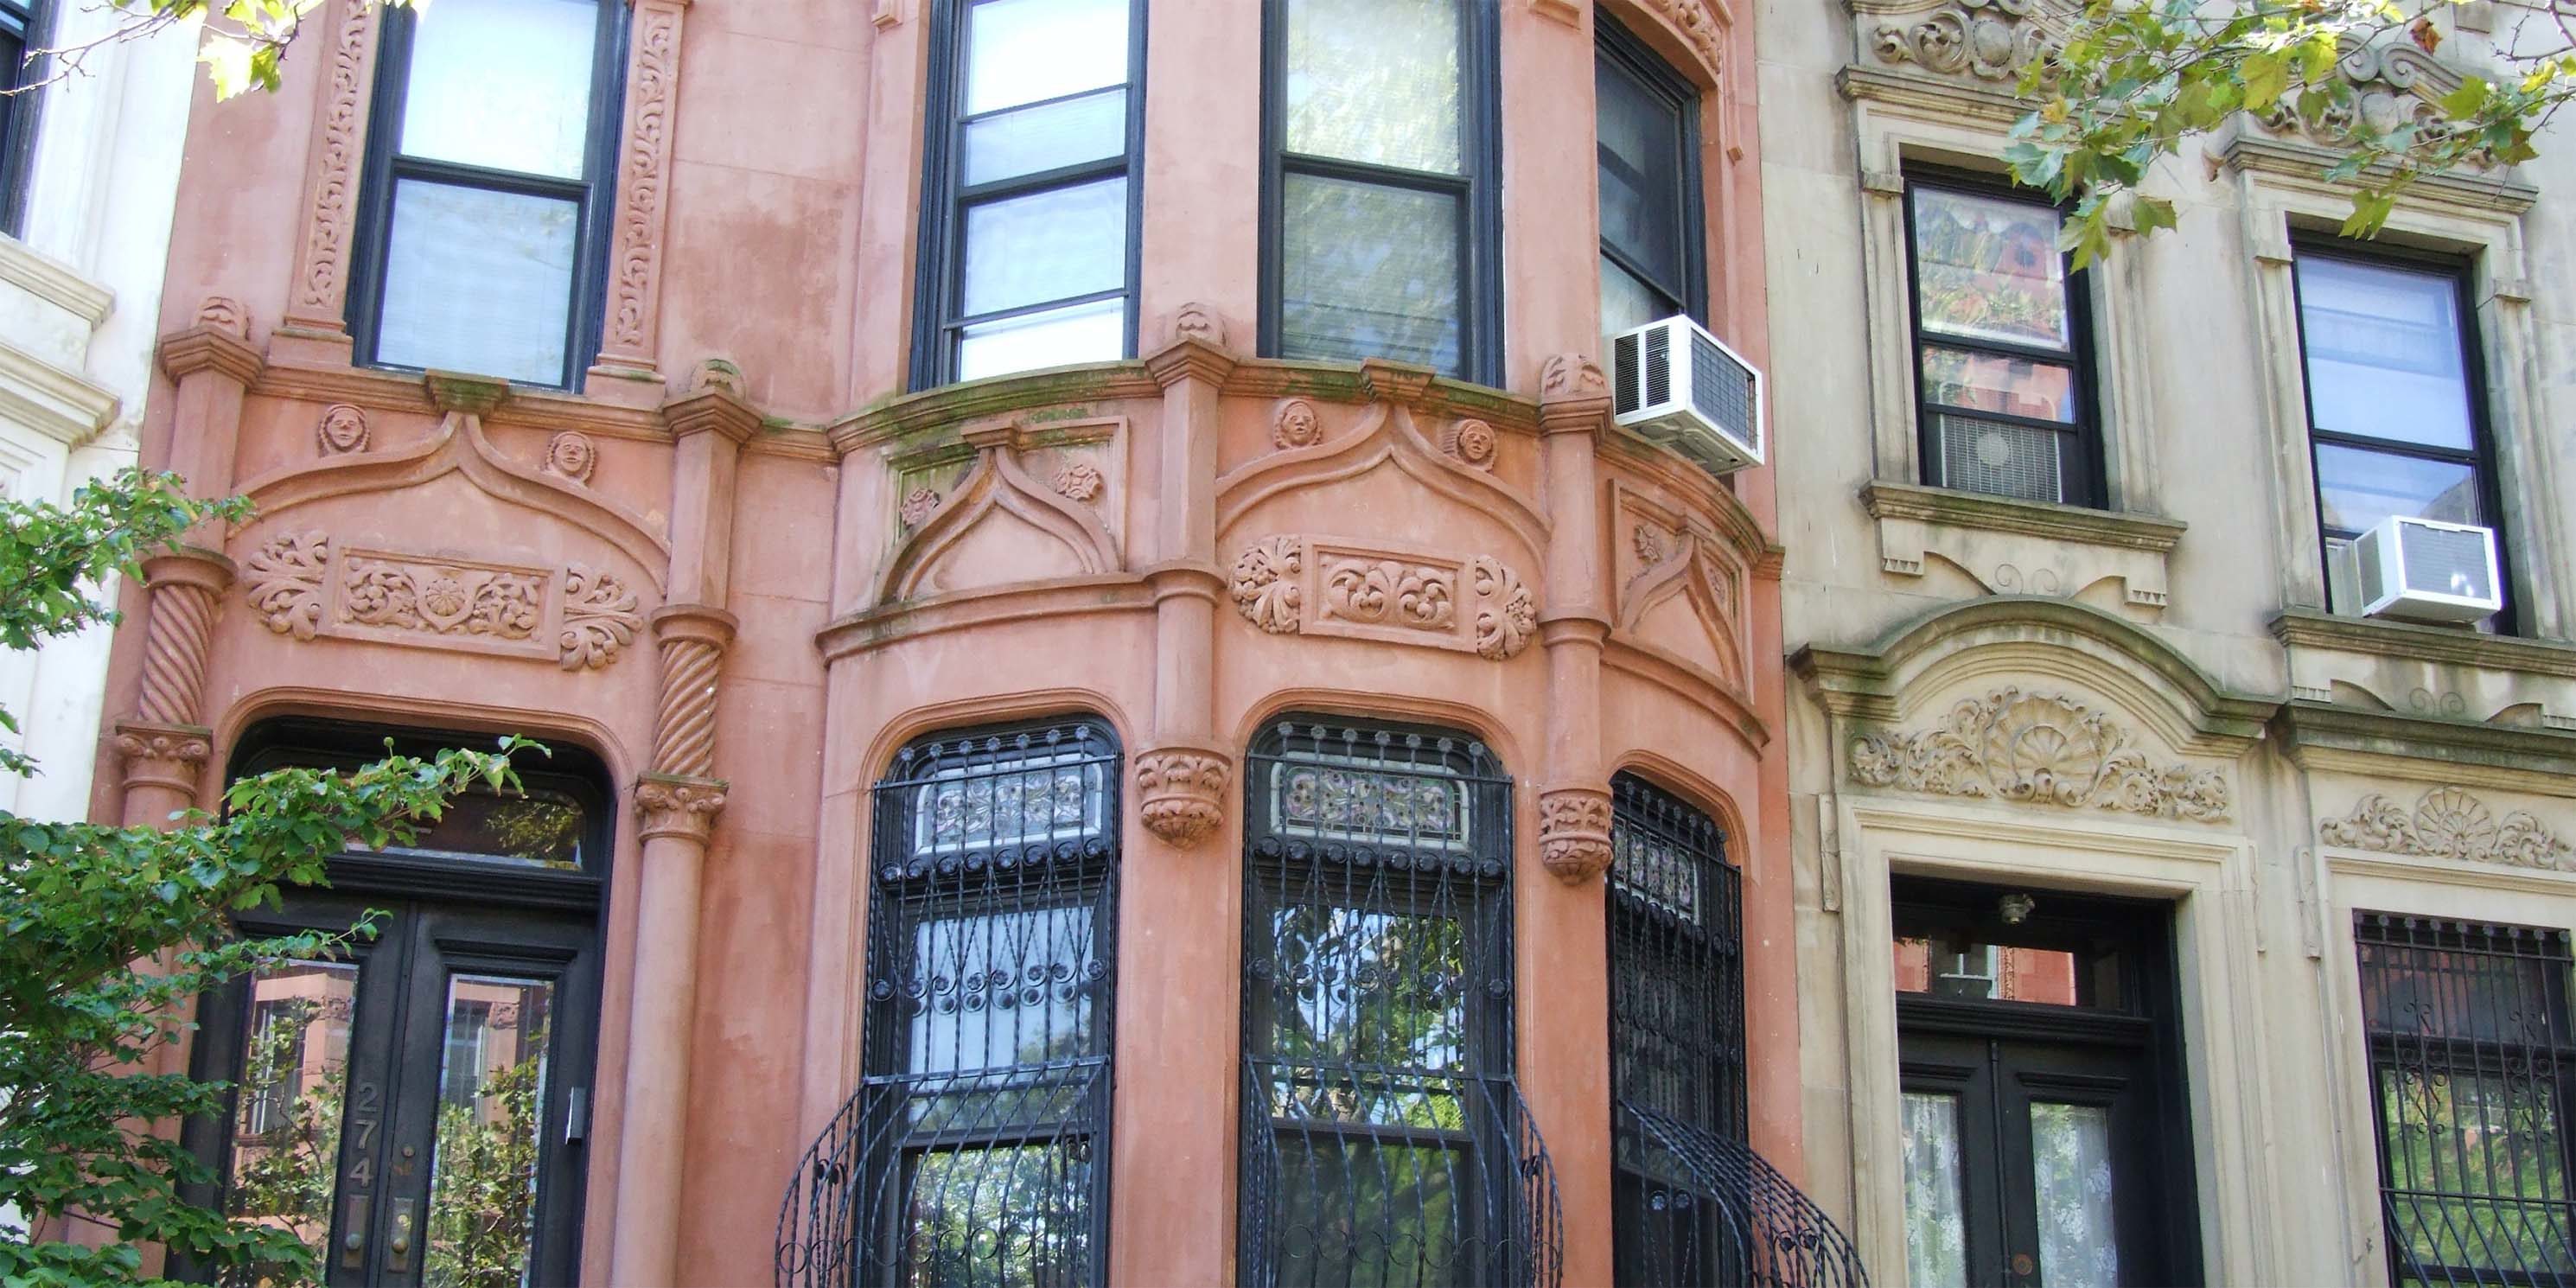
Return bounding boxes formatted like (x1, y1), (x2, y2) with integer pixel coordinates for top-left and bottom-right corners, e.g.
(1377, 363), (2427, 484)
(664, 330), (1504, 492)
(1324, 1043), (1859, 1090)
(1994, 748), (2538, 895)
(2354, 514), (2503, 623)
(1608, 314), (1764, 478)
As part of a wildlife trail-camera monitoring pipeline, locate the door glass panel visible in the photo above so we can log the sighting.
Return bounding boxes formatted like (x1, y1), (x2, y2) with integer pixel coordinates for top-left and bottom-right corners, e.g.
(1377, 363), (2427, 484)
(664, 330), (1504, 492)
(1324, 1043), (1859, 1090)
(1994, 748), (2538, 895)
(2031, 1101), (2120, 1288)
(424, 974), (554, 1286)
(1901, 1091), (1969, 1288)
(225, 961), (360, 1282)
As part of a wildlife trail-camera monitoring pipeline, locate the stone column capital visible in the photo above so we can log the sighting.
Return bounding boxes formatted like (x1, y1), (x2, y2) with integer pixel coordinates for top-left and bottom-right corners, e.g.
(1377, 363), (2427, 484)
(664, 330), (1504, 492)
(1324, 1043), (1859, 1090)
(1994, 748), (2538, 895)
(1536, 353), (1613, 433)
(141, 547), (238, 595)
(1139, 561), (1226, 604)
(1133, 743), (1233, 848)
(1142, 338), (1239, 389)
(635, 772), (728, 844)
(650, 603), (739, 649)
(114, 719), (213, 794)
(663, 383), (763, 446)
(1537, 783), (1615, 885)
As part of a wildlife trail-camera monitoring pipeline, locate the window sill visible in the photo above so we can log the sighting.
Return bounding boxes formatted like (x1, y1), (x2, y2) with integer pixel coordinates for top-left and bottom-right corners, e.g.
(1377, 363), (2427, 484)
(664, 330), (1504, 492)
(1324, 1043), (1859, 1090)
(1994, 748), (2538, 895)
(1860, 480), (2185, 609)
(2271, 608), (2576, 732)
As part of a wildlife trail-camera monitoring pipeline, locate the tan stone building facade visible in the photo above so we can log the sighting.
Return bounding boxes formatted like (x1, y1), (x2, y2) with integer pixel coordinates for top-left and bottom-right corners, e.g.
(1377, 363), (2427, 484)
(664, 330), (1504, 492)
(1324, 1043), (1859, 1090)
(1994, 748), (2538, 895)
(1766, 0), (2576, 1284)
(70, 1), (1880, 1285)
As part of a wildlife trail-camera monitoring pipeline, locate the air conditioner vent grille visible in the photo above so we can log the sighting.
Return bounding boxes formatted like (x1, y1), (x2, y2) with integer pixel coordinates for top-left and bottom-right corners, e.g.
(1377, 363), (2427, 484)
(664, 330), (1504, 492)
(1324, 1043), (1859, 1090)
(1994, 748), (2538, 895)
(2402, 523), (2496, 603)
(1690, 329), (1757, 456)
(1644, 326), (1671, 408)
(1935, 414), (2062, 505)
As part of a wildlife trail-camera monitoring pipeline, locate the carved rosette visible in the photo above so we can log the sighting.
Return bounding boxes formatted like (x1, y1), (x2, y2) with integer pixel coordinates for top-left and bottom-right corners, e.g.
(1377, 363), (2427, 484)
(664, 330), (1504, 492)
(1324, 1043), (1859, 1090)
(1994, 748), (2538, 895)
(1470, 557), (1537, 660)
(1052, 462), (1105, 503)
(1539, 786), (1615, 884)
(1135, 748), (1232, 847)
(1849, 687), (2232, 822)
(2322, 787), (2575, 870)
(560, 564), (644, 671)
(1232, 537), (1304, 634)
(635, 774), (729, 844)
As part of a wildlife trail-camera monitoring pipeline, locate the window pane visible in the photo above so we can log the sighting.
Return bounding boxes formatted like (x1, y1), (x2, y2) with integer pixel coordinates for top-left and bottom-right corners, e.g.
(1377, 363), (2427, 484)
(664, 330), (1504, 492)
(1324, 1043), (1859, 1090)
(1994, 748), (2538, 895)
(960, 176), (1126, 318)
(1920, 346), (2075, 422)
(902, 1145), (1097, 1283)
(958, 298), (1125, 379)
(907, 905), (1104, 1080)
(1283, 0), (1463, 174)
(963, 86), (1125, 187)
(2314, 443), (2482, 534)
(1901, 1092), (1968, 1288)
(1263, 904), (1467, 1071)
(399, 0), (598, 180)
(374, 786), (587, 870)
(2296, 255), (2475, 450)
(1279, 174), (1463, 373)
(1910, 187), (2070, 350)
(376, 179), (577, 385)
(225, 962), (360, 1278)
(2031, 1102), (2120, 1288)
(965, 0), (1128, 116)
(1268, 1135), (1466, 1285)
(424, 974), (553, 1288)
(1893, 935), (2120, 1008)
(1597, 60), (1683, 290)
(1601, 257), (1669, 337)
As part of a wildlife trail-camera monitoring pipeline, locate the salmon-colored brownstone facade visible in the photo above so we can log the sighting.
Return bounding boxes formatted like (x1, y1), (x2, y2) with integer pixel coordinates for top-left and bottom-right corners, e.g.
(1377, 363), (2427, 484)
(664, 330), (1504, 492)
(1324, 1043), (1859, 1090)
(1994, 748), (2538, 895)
(95, 1), (1791, 1282)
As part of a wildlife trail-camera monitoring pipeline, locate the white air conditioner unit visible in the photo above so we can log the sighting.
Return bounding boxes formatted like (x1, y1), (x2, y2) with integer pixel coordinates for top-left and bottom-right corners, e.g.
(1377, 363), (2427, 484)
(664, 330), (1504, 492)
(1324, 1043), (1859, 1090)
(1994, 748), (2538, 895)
(1608, 315), (1764, 477)
(2355, 514), (2503, 623)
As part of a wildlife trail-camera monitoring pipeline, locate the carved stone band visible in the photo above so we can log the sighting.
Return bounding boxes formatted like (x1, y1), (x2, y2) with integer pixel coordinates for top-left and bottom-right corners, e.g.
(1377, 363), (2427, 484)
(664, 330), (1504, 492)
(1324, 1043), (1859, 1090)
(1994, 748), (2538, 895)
(1229, 535), (1539, 660)
(1134, 747), (1231, 847)
(1849, 687), (2232, 823)
(2322, 787), (2574, 871)
(636, 773), (730, 844)
(243, 530), (647, 670)
(1539, 786), (1615, 885)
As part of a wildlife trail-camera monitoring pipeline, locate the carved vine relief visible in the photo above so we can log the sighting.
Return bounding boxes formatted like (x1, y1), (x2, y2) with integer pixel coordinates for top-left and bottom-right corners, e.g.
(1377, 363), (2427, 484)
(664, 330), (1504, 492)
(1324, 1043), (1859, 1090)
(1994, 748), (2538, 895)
(1231, 536), (1537, 660)
(243, 530), (645, 670)
(2321, 787), (2575, 871)
(1849, 687), (2232, 822)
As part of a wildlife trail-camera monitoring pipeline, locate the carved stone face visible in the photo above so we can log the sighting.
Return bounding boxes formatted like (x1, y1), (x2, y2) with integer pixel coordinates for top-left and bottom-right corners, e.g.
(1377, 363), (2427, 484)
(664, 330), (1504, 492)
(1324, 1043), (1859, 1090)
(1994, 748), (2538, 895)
(1273, 399), (1322, 450)
(546, 432), (597, 483)
(317, 404), (369, 454)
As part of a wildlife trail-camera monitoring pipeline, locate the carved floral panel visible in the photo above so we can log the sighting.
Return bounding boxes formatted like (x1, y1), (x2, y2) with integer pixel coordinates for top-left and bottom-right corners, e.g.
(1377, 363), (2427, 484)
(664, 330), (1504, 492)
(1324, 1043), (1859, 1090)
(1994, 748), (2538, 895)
(1849, 687), (2231, 822)
(243, 531), (646, 670)
(2321, 787), (2574, 871)
(1230, 535), (1537, 660)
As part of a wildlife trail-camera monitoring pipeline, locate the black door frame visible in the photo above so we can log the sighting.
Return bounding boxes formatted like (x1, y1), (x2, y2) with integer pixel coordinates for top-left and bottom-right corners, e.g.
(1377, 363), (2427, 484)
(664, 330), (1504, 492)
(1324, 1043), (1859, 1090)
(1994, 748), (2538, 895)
(175, 720), (612, 1286)
(1893, 876), (2205, 1287)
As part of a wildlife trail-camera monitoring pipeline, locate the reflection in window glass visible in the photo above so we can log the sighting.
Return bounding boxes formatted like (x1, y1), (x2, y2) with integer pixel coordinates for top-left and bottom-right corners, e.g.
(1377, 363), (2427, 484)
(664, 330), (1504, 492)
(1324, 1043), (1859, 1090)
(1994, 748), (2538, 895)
(1595, 20), (1700, 335)
(1910, 188), (2071, 350)
(1919, 347), (2075, 423)
(960, 177), (1129, 318)
(1893, 936), (2114, 1008)
(380, 786), (588, 870)
(424, 974), (554, 1288)
(399, 0), (598, 180)
(2295, 256), (2475, 450)
(1282, 0), (1463, 174)
(1901, 1092), (1968, 1288)
(965, 0), (1127, 113)
(901, 1145), (1096, 1285)
(1278, 173), (1463, 373)
(225, 962), (360, 1281)
(2312, 443), (2482, 534)
(1263, 905), (1467, 1072)
(907, 905), (1103, 1080)
(375, 180), (579, 385)
(2031, 1102), (2120, 1288)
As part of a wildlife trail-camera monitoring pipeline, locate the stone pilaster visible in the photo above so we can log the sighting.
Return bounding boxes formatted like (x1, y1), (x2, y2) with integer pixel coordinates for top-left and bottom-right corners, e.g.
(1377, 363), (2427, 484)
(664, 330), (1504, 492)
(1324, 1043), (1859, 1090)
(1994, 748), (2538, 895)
(586, 0), (694, 405)
(1534, 354), (1616, 883)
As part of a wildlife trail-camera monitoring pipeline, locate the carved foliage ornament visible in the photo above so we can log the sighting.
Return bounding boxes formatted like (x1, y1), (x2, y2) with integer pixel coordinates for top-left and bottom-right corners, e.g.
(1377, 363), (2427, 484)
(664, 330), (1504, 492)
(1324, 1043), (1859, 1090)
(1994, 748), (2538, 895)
(604, 1), (683, 358)
(290, 0), (375, 320)
(1230, 536), (1537, 660)
(1850, 687), (2231, 822)
(2254, 42), (2492, 164)
(243, 531), (645, 670)
(1538, 787), (1614, 884)
(2322, 787), (2575, 871)
(1873, 0), (2051, 83)
(1135, 749), (1231, 847)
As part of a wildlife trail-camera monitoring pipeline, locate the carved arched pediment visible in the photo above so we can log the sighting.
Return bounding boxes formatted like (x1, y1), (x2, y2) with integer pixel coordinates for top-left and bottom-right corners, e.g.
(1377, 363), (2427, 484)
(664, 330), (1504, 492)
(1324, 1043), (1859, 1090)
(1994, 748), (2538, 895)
(874, 430), (1121, 605)
(236, 411), (671, 590)
(1620, 532), (1746, 691)
(1215, 400), (1548, 563)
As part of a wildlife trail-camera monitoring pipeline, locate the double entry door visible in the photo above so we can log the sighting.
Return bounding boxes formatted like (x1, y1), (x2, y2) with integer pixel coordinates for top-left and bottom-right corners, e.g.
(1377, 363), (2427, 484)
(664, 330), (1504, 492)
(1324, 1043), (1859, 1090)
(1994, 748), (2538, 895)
(1894, 880), (2201, 1288)
(188, 888), (599, 1286)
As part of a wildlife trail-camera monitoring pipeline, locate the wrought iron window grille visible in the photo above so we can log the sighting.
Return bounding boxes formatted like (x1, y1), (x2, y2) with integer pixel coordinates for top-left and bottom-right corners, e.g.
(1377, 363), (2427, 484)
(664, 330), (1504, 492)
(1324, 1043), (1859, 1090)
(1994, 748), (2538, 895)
(1608, 774), (1868, 1288)
(2357, 913), (2576, 1287)
(778, 721), (1121, 1288)
(1238, 720), (1562, 1288)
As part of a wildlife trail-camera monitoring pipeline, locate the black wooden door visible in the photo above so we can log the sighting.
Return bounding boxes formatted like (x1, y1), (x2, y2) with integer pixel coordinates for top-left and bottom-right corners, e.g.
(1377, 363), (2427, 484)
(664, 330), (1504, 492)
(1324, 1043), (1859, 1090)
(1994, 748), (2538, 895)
(1893, 880), (2201, 1288)
(192, 889), (599, 1286)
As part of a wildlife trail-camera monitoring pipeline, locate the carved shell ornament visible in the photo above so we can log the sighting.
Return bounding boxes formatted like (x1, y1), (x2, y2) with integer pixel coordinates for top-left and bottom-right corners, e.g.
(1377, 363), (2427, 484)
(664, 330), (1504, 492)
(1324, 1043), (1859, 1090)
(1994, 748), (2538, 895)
(1273, 399), (1323, 450)
(1849, 687), (2231, 822)
(316, 404), (369, 455)
(2322, 787), (2575, 870)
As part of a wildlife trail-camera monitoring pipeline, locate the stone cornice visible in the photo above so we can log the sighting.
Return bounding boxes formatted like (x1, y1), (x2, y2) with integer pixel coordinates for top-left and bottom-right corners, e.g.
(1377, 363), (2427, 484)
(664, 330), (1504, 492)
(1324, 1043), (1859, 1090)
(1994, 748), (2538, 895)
(2210, 129), (2537, 214)
(2275, 699), (2576, 789)
(1837, 64), (2031, 130)
(2272, 609), (2576, 682)
(829, 363), (1165, 455)
(1862, 481), (2184, 552)
(0, 233), (112, 326)
(0, 337), (119, 445)
(253, 360), (675, 443)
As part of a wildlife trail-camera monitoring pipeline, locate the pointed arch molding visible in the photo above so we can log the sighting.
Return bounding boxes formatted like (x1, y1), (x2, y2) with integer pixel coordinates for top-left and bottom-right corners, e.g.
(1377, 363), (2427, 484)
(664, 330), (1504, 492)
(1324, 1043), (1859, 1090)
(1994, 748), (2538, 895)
(237, 411), (672, 589)
(874, 429), (1123, 606)
(1215, 399), (1548, 563)
(1616, 483), (1752, 693)
(1794, 596), (2277, 760)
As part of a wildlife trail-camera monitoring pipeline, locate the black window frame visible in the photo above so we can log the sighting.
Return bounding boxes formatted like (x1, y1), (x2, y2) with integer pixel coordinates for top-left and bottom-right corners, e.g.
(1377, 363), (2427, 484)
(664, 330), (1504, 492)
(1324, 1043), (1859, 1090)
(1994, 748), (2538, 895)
(2355, 912), (2576, 1287)
(2288, 237), (2514, 632)
(0, 0), (49, 239)
(1901, 168), (2107, 509)
(1257, 0), (1506, 387)
(909, 0), (1148, 392)
(346, 0), (628, 392)
(1594, 12), (1707, 330)
(1235, 717), (1559, 1288)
